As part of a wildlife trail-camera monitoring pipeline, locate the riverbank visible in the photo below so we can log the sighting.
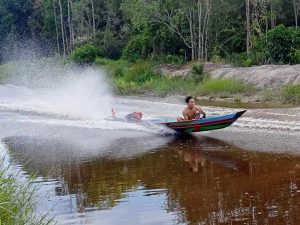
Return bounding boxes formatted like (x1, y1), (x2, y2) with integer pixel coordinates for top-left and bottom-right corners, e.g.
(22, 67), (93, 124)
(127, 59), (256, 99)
(0, 158), (52, 225)
(95, 58), (300, 107)
(0, 58), (300, 107)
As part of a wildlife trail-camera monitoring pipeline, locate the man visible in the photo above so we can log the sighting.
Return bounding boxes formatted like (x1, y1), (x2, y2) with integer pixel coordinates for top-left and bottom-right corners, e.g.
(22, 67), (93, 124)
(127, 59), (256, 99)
(177, 96), (206, 121)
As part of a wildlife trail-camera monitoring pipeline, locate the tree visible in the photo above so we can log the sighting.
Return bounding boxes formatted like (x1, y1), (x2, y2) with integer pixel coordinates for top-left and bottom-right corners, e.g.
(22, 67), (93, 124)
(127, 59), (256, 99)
(58, 0), (66, 57)
(292, 0), (300, 27)
(246, 0), (251, 55)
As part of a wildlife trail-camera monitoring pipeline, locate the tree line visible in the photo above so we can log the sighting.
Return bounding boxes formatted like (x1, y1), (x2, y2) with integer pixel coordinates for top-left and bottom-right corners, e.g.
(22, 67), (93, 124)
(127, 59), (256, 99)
(1, 0), (300, 64)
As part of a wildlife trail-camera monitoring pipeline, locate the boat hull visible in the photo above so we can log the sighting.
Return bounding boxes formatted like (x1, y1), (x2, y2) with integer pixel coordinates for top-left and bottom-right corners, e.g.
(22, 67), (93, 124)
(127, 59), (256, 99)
(151, 110), (246, 133)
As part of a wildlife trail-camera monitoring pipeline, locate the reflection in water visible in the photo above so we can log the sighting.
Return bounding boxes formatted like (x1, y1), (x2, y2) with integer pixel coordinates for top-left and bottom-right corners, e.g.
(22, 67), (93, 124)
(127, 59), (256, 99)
(3, 135), (300, 225)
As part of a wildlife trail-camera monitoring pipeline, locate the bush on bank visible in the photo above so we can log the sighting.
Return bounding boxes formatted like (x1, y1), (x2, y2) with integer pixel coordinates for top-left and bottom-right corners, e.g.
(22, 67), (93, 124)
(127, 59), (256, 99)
(281, 85), (300, 104)
(94, 57), (254, 98)
(0, 162), (53, 225)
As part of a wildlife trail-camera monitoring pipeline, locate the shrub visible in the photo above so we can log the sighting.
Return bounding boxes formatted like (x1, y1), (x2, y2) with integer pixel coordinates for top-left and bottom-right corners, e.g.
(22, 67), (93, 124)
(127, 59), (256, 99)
(229, 52), (253, 67)
(125, 61), (158, 83)
(142, 76), (200, 97)
(72, 44), (99, 64)
(199, 79), (252, 96)
(265, 25), (300, 64)
(241, 58), (253, 67)
(94, 57), (111, 66)
(211, 54), (222, 63)
(122, 35), (149, 62)
(98, 40), (124, 60)
(192, 63), (204, 75)
(0, 162), (53, 225)
(95, 57), (129, 77)
(191, 63), (206, 82)
(164, 54), (185, 65)
(292, 49), (300, 64)
(281, 85), (300, 104)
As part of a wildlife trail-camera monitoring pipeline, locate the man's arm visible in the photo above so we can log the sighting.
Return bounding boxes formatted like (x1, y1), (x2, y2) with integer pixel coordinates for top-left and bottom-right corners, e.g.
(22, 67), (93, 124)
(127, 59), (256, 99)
(196, 106), (206, 115)
(182, 110), (189, 120)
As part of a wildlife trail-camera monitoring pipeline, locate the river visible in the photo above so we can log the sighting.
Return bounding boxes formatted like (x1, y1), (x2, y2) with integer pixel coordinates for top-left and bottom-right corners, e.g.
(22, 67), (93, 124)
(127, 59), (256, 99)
(0, 81), (300, 224)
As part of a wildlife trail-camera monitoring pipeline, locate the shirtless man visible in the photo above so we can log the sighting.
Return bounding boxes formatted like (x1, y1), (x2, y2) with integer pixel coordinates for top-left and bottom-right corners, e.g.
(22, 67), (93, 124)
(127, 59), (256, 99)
(177, 96), (206, 121)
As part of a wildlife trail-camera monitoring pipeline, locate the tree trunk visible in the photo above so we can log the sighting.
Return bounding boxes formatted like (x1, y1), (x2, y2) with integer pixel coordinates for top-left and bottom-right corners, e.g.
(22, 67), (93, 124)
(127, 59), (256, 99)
(67, 0), (74, 52)
(265, 14), (268, 35)
(52, 0), (60, 53)
(188, 8), (195, 60)
(204, 0), (212, 61)
(58, 0), (66, 57)
(64, 24), (70, 55)
(197, 0), (202, 61)
(270, 0), (274, 28)
(67, 0), (71, 52)
(104, 14), (111, 49)
(70, 0), (75, 51)
(80, 13), (84, 37)
(90, 0), (96, 40)
(292, 0), (300, 28)
(246, 0), (251, 55)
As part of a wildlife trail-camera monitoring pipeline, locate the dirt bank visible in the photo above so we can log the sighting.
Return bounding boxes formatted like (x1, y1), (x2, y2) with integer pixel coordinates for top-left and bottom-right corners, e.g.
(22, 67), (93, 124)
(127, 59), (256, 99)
(157, 63), (300, 88)
(210, 64), (300, 88)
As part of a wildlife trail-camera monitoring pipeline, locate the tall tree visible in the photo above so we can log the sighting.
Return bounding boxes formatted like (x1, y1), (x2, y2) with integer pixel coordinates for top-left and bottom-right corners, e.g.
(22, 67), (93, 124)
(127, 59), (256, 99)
(246, 0), (251, 55)
(58, 0), (66, 57)
(90, 0), (96, 40)
(292, 0), (300, 27)
(52, 0), (60, 52)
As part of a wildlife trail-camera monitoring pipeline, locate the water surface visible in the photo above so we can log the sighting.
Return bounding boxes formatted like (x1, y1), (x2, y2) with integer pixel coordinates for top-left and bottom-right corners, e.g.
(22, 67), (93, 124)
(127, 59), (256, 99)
(1, 84), (300, 224)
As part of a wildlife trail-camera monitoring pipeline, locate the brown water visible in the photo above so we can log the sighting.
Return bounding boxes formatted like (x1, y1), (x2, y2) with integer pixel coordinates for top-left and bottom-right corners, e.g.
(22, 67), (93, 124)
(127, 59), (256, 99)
(1, 93), (300, 225)
(2, 133), (300, 225)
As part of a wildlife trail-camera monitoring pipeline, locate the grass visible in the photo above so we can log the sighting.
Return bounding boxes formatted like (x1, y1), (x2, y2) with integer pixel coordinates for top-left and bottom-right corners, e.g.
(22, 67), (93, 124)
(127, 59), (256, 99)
(198, 79), (254, 96)
(96, 57), (254, 98)
(2, 57), (299, 106)
(281, 85), (300, 104)
(0, 160), (53, 225)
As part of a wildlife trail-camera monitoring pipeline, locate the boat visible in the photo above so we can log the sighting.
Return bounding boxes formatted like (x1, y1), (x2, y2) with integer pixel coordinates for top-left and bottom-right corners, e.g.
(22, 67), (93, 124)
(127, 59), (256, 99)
(147, 110), (246, 133)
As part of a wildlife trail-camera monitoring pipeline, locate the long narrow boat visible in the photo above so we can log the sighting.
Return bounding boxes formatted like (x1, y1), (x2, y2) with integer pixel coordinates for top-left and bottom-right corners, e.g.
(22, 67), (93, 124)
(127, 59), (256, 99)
(148, 110), (246, 133)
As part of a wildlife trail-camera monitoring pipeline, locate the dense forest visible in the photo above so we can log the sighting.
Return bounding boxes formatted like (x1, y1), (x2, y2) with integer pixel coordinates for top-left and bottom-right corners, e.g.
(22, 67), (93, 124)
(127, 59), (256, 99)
(1, 0), (300, 65)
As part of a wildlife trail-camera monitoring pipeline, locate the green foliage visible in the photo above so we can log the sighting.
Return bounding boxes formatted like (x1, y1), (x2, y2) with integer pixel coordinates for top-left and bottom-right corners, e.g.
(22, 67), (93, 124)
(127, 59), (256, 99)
(122, 35), (149, 62)
(94, 57), (112, 66)
(281, 85), (300, 104)
(229, 52), (253, 67)
(198, 79), (253, 96)
(164, 54), (185, 65)
(95, 57), (129, 77)
(211, 54), (222, 63)
(192, 63), (204, 75)
(241, 58), (253, 67)
(191, 63), (206, 82)
(0, 163), (53, 225)
(143, 77), (182, 96)
(95, 30), (124, 59)
(265, 25), (300, 64)
(125, 61), (158, 83)
(251, 36), (267, 65)
(72, 44), (99, 64)
(292, 49), (300, 63)
(106, 58), (255, 98)
(1, 0), (300, 65)
(262, 89), (281, 102)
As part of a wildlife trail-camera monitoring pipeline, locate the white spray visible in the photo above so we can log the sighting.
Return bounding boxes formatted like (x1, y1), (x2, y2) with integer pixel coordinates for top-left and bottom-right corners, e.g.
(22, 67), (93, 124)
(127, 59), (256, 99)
(1, 60), (112, 120)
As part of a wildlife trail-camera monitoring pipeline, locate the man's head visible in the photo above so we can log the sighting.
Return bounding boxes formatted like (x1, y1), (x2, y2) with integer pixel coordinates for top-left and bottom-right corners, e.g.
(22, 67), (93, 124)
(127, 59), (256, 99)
(185, 96), (195, 108)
